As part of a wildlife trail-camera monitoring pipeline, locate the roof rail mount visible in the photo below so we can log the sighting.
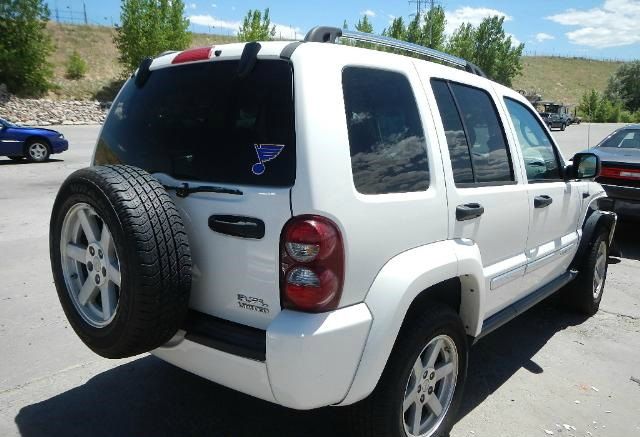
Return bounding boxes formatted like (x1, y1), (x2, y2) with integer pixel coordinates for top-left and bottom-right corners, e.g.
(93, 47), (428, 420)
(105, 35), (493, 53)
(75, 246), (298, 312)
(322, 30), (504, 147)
(303, 26), (486, 78)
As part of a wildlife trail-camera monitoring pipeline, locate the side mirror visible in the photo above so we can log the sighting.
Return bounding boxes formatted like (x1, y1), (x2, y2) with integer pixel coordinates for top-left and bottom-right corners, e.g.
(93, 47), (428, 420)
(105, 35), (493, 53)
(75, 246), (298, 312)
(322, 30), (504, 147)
(567, 152), (601, 180)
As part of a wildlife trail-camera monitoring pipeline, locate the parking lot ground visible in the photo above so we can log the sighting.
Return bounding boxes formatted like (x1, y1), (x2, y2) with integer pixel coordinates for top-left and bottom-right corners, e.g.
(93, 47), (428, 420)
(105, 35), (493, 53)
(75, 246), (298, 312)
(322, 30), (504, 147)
(1, 123), (639, 437)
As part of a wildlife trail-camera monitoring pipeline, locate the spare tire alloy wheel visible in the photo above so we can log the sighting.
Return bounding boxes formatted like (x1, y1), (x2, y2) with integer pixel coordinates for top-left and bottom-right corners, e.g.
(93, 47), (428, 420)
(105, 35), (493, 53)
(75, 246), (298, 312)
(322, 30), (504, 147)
(27, 141), (49, 162)
(402, 336), (458, 437)
(50, 165), (192, 358)
(61, 203), (121, 327)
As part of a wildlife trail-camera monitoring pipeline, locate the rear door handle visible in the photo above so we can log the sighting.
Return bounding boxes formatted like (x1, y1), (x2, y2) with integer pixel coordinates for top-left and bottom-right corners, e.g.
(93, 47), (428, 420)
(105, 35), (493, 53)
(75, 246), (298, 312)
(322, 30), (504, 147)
(456, 203), (485, 221)
(534, 195), (553, 208)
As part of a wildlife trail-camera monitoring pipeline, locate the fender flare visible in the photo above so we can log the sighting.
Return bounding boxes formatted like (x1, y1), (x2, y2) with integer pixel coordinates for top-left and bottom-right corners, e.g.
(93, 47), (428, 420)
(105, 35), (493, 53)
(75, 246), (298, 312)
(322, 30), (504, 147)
(571, 207), (616, 270)
(338, 239), (486, 406)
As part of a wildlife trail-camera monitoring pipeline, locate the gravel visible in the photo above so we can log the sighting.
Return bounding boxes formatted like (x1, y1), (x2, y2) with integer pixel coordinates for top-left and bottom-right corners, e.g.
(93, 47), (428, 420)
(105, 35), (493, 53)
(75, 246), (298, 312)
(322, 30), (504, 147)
(0, 84), (107, 126)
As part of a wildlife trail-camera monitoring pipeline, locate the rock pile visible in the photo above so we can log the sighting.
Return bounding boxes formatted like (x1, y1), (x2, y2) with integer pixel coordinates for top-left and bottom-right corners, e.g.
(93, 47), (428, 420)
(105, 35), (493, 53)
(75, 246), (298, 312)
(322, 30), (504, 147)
(0, 84), (107, 126)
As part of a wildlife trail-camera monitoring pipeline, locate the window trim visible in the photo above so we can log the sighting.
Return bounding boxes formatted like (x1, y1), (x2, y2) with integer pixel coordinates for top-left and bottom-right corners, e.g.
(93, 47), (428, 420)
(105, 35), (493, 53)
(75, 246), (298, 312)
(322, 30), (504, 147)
(342, 65), (431, 195)
(431, 77), (517, 187)
(503, 96), (565, 184)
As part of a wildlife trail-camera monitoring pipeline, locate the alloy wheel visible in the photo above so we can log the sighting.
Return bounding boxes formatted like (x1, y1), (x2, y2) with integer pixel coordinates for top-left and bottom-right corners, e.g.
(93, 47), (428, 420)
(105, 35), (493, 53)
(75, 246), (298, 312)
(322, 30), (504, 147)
(60, 203), (122, 328)
(402, 335), (458, 437)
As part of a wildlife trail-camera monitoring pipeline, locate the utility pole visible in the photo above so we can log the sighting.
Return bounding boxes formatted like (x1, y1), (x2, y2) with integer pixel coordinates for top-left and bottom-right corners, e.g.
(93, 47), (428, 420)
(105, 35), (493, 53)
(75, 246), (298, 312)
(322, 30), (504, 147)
(408, 0), (424, 17)
(83, 1), (88, 25)
(409, 0), (441, 17)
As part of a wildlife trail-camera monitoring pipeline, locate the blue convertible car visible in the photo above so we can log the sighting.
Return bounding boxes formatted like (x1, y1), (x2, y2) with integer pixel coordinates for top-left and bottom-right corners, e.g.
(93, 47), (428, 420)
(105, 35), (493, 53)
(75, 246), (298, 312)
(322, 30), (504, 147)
(0, 118), (69, 162)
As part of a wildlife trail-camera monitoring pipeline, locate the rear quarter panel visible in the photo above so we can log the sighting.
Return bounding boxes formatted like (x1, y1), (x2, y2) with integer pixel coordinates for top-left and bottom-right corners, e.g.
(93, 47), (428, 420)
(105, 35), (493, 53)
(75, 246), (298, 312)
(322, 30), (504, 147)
(289, 44), (450, 308)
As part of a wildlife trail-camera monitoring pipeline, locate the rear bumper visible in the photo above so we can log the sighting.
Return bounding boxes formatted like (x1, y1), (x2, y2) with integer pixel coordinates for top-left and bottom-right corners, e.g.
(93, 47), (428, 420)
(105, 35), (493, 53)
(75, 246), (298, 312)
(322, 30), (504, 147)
(152, 303), (372, 410)
(601, 184), (640, 219)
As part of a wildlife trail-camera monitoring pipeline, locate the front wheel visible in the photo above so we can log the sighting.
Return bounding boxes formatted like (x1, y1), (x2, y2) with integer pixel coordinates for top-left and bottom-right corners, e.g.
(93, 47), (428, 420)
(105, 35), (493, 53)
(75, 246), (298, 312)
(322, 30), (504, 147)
(26, 140), (50, 162)
(565, 231), (609, 315)
(349, 304), (468, 437)
(561, 123), (566, 131)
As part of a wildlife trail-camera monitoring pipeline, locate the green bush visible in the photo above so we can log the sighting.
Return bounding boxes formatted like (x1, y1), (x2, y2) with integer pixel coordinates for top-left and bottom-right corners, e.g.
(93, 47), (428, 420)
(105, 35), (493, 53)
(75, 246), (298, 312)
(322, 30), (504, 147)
(66, 51), (87, 79)
(0, 0), (54, 96)
(620, 110), (634, 123)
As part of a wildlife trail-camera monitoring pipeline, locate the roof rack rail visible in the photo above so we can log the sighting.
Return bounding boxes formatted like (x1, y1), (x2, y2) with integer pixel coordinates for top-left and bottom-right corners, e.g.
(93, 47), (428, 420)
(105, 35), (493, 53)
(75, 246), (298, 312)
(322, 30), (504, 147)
(303, 26), (486, 78)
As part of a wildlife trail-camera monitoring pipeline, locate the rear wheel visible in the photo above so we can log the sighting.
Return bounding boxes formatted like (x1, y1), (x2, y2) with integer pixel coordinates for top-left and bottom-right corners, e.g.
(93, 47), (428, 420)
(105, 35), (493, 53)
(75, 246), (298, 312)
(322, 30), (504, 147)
(565, 231), (609, 315)
(349, 304), (468, 437)
(561, 123), (566, 131)
(26, 140), (50, 162)
(50, 165), (192, 358)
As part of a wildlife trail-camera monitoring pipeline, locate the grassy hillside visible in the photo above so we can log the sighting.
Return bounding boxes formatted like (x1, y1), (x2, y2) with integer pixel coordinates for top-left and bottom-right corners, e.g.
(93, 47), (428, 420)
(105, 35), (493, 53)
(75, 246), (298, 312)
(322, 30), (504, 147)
(46, 23), (237, 100)
(44, 23), (624, 105)
(513, 56), (624, 106)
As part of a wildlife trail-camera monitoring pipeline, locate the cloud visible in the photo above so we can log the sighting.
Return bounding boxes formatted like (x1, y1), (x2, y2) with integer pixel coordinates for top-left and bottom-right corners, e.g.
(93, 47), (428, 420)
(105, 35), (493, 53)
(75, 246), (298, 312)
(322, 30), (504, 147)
(188, 14), (303, 39)
(211, 3), (217, 7)
(445, 7), (512, 34)
(361, 9), (376, 17)
(189, 14), (240, 31)
(535, 32), (555, 43)
(189, 2), (197, 9)
(547, 0), (640, 48)
(507, 33), (521, 47)
(272, 23), (304, 40)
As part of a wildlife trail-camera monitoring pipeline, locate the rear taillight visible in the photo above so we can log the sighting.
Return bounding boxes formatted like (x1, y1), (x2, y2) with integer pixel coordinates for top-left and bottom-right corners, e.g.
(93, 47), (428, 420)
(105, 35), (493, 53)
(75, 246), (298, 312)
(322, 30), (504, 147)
(171, 46), (214, 64)
(280, 216), (344, 312)
(600, 166), (640, 180)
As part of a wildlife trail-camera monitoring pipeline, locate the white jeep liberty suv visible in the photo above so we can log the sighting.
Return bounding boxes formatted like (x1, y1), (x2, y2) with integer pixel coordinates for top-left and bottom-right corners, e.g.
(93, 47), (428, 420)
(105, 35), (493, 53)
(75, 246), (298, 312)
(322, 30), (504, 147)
(50, 27), (616, 437)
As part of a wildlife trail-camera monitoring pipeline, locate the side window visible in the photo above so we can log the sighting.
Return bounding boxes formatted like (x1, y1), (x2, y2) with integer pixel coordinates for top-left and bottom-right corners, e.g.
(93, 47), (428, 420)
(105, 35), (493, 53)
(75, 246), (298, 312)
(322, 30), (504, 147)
(504, 98), (562, 181)
(431, 79), (514, 185)
(342, 67), (429, 195)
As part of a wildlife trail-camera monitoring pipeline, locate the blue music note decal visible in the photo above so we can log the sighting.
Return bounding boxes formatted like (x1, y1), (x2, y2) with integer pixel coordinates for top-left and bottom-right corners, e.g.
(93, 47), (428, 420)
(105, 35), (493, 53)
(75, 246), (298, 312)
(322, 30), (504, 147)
(251, 144), (285, 175)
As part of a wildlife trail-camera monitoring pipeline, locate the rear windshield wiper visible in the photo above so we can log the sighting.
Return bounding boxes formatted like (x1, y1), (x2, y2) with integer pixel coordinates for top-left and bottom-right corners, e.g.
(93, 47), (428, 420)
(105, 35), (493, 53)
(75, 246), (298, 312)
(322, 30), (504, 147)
(164, 182), (243, 198)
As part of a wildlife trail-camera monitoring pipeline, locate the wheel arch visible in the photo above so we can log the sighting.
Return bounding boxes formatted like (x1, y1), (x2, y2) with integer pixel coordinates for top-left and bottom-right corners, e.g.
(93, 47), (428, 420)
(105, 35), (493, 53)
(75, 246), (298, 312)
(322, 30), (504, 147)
(339, 239), (486, 406)
(23, 135), (51, 153)
(571, 197), (617, 270)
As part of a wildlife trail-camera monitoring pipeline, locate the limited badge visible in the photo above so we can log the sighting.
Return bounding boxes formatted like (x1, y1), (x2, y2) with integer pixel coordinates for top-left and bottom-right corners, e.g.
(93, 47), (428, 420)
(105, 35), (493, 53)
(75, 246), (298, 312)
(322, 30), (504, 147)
(251, 144), (285, 175)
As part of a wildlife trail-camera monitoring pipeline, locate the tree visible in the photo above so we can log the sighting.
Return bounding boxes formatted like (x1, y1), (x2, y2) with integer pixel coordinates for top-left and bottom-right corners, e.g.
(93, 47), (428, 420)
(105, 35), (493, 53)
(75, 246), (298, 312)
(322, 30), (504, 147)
(342, 19), (348, 30)
(447, 23), (475, 60)
(406, 13), (422, 44)
(114, 0), (191, 73)
(447, 16), (524, 86)
(0, 0), (53, 96)
(422, 6), (446, 50)
(385, 17), (406, 40)
(355, 14), (374, 33)
(66, 51), (87, 80)
(605, 61), (640, 112)
(238, 8), (276, 42)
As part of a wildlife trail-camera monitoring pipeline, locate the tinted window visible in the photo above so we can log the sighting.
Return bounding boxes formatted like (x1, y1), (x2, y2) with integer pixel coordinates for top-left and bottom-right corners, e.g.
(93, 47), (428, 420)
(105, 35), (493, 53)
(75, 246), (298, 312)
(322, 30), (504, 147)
(343, 67), (429, 194)
(431, 79), (514, 185)
(95, 60), (295, 187)
(600, 129), (640, 149)
(504, 98), (562, 181)
(431, 80), (474, 184)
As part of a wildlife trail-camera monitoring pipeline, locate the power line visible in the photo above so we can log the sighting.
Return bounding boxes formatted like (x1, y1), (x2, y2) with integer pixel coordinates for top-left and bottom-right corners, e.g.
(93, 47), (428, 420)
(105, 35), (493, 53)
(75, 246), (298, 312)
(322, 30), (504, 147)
(408, 0), (441, 17)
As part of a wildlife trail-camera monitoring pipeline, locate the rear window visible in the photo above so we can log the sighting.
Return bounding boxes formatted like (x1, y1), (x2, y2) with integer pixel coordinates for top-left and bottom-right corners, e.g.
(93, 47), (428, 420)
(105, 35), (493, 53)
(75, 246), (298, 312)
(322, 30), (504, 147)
(95, 60), (295, 187)
(342, 67), (429, 195)
(599, 129), (640, 149)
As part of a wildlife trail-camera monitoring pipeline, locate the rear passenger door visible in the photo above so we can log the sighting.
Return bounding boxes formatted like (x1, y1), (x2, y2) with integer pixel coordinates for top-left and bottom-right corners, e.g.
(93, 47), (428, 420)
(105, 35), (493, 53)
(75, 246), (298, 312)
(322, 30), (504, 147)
(427, 77), (530, 317)
(502, 97), (581, 292)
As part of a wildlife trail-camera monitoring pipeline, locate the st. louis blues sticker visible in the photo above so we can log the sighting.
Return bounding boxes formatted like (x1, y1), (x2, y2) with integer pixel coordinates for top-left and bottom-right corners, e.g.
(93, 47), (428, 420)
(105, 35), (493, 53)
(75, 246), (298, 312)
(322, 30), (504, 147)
(251, 144), (285, 175)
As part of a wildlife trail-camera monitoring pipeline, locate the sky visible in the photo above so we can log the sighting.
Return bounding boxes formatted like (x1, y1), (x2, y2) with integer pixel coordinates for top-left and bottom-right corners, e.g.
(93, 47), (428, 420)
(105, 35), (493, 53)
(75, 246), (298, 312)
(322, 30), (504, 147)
(52, 0), (640, 60)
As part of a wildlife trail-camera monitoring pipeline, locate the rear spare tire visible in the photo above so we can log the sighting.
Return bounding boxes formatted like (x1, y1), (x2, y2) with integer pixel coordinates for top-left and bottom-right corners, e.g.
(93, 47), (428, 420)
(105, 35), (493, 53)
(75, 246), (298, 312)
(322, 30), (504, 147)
(50, 165), (192, 358)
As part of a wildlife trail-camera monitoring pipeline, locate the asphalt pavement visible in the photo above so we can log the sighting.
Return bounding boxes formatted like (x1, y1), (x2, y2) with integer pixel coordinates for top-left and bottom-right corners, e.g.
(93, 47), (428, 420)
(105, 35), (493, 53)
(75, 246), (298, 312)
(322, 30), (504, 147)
(0, 123), (638, 437)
